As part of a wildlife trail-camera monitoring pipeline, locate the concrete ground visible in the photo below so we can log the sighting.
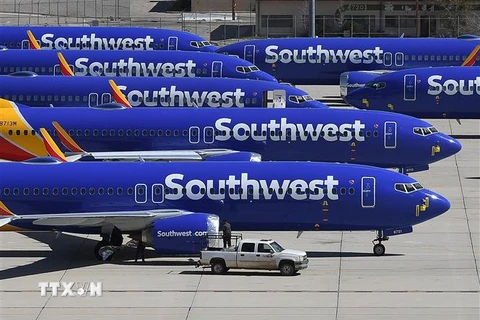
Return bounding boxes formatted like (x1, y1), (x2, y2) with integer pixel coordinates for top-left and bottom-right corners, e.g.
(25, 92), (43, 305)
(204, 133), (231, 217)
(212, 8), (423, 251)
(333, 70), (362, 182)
(1, 85), (479, 320)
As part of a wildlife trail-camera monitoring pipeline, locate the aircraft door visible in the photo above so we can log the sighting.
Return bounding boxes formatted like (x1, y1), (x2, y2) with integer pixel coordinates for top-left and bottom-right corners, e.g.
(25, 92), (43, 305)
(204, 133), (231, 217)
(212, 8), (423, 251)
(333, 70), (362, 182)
(189, 126), (200, 144)
(152, 184), (164, 203)
(168, 37), (178, 50)
(101, 93), (111, 104)
(361, 177), (376, 208)
(135, 183), (148, 203)
(244, 45), (255, 64)
(203, 126), (215, 144)
(395, 52), (404, 66)
(384, 121), (397, 149)
(265, 90), (286, 108)
(403, 74), (417, 101)
(88, 93), (99, 107)
(21, 40), (30, 49)
(212, 61), (223, 77)
(383, 52), (392, 66)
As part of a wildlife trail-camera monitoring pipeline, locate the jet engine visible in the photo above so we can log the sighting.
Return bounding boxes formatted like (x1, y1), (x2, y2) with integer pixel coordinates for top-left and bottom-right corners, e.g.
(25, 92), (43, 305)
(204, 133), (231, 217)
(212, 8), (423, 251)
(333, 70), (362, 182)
(142, 213), (219, 254)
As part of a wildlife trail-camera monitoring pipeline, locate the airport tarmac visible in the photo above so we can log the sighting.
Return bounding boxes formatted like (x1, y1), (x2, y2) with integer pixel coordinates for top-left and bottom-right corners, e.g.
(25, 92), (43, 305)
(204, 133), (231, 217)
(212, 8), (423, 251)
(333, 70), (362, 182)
(1, 86), (479, 320)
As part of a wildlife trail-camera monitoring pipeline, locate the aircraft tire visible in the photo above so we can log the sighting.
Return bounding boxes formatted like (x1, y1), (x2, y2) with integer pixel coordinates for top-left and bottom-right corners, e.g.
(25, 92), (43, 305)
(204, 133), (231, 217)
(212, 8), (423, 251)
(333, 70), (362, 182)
(94, 240), (109, 261)
(373, 243), (386, 256)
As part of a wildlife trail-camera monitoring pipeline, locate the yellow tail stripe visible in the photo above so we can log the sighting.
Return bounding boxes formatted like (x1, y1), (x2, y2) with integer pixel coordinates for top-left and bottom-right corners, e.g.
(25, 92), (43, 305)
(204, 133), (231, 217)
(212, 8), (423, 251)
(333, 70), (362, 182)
(52, 121), (85, 153)
(27, 30), (41, 49)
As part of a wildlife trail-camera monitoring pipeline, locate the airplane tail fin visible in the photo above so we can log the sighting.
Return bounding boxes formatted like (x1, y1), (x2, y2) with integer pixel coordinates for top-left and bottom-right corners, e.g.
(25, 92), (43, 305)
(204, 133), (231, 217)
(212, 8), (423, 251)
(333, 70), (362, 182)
(39, 128), (68, 162)
(109, 80), (132, 108)
(461, 45), (480, 66)
(27, 30), (41, 50)
(57, 53), (75, 76)
(52, 121), (85, 153)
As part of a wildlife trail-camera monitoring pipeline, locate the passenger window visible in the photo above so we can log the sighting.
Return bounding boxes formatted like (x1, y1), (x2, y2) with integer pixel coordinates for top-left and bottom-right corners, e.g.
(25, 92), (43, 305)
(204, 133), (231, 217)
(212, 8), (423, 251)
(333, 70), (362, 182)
(241, 242), (255, 252)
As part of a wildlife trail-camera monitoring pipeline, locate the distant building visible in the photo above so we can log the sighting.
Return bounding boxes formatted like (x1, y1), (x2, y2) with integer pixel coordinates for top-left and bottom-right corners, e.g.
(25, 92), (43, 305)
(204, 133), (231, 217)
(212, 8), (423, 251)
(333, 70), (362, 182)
(192, 0), (256, 12)
(251, 0), (480, 37)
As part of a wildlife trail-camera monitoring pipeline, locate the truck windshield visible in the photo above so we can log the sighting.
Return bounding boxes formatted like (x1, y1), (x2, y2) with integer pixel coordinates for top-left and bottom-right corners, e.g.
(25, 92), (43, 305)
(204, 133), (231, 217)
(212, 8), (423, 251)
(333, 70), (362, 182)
(270, 241), (285, 252)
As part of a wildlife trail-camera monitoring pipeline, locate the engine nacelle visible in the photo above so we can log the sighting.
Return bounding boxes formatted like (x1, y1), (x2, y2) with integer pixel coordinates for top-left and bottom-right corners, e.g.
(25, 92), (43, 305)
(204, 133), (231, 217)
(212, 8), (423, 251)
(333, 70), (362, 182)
(142, 213), (219, 254)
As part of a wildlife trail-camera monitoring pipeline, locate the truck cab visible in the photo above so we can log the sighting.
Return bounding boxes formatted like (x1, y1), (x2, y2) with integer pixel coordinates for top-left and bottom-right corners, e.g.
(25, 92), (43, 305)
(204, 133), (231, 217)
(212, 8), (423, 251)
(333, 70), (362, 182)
(199, 239), (308, 276)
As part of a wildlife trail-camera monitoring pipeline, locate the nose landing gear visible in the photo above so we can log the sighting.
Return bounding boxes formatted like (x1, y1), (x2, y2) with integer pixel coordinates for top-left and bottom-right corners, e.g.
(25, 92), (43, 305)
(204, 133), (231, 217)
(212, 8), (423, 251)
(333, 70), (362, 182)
(372, 230), (389, 256)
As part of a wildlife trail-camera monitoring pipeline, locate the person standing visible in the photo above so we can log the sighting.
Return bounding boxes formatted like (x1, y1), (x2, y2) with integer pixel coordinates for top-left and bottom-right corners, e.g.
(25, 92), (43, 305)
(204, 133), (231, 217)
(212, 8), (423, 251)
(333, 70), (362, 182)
(222, 220), (232, 248)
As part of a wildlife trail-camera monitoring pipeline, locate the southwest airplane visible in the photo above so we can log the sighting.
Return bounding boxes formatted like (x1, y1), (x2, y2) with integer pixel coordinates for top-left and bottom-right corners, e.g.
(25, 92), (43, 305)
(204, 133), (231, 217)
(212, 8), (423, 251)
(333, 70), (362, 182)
(216, 37), (480, 84)
(0, 98), (461, 173)
(344, 67), (480, 119)
(0, 75), (324, 109)
(0, 48), (277, 81)
(0, 144), (450, 257)
(0, 26), (216, 52)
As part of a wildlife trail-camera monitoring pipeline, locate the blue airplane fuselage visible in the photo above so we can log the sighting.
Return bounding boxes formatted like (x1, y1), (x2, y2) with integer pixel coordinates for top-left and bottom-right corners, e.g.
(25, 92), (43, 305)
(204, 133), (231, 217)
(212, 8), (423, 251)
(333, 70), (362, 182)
(345, 67), (480, 119)
(0, 103), (461, 170)
(0, 48), (277, 81)
(0, 75), (324, 108)
(217, 38), (480, 84)
(0, 26), (217, 51)
(0, 161), (449, 234)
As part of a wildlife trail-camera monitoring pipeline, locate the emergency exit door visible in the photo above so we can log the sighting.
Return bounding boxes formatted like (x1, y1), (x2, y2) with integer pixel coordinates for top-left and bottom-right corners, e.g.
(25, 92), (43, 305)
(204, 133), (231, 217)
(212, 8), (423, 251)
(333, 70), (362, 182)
(244, 45), (255, 64)
(403, 74), (417, 101)
(361, 177), (375, 208)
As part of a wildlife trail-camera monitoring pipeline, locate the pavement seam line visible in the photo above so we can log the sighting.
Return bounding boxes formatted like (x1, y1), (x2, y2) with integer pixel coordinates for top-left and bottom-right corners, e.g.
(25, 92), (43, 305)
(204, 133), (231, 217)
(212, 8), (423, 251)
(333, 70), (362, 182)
(335, 231), (344, 320)
(185, 265), (203, 319)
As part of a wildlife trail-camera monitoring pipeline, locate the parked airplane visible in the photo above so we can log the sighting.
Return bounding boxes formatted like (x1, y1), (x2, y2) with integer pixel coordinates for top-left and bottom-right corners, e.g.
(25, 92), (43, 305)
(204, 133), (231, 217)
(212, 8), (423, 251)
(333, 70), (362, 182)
(0, 48), (277, 81)
(0, 26), (216, 52)
(0, 98), (461, 173)
(0, 75), (324, 108)
(0, 152), (450, 257)
(344, 66), (480, 119)
(216, 37), (480, 84)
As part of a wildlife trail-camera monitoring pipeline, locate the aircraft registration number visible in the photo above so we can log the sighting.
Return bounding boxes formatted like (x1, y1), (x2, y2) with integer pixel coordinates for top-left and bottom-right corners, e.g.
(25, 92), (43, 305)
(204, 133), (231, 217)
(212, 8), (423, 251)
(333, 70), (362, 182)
(0, 121), (18, 126)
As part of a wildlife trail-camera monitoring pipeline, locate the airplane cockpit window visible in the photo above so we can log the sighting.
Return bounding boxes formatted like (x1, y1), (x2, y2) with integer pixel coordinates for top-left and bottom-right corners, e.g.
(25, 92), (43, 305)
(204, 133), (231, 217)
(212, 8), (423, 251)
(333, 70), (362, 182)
(289, 95), (312, 103)
(365, 81), (386, 90)
(394, 182), (424, 193)
(303, 95), (314, 101)
(236, 66), (260, 73)
(413, 126), (438, 136)
(190, 41), (210, 48)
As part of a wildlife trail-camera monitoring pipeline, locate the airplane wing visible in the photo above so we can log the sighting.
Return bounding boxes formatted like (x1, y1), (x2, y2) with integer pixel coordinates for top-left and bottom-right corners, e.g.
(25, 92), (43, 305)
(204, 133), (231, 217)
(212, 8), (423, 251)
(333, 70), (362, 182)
(66, 149), (261, 162)
(27, 30), (41, 49)
(0, 206), (190, 232)
(57, 52), (75, 76)
(461, 45), (480, 66)
(109, 80), (132, 108)
(41, 124), (261, 162)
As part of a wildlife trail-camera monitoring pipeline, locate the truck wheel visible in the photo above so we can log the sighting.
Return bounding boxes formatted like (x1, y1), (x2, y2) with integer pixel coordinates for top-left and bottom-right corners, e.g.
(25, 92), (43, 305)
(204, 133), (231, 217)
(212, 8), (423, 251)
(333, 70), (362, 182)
(279, 261), (295, 276)
(211, 260), (226, 274)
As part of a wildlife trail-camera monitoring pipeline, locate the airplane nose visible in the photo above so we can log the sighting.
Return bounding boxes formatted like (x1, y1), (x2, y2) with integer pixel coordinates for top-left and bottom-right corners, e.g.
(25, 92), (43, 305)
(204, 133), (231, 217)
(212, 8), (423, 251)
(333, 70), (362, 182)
(257, 73), (278, 82)
(434, 135), (462, 160)
(425, 191), (451, 218)
(344, 89), (363, 108)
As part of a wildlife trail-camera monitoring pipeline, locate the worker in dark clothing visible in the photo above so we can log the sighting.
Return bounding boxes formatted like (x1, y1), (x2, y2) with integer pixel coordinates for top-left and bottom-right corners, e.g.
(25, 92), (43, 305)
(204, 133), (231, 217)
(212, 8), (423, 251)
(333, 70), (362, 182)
(135, 239), (145, 262)
(222, 220), (232, 248)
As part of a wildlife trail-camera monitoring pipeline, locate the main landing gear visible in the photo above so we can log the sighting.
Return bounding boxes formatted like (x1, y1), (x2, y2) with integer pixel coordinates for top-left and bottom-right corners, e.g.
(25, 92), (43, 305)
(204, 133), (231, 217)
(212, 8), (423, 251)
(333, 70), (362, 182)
(372, 230), (389, 256)
(94, 225), (124, 261)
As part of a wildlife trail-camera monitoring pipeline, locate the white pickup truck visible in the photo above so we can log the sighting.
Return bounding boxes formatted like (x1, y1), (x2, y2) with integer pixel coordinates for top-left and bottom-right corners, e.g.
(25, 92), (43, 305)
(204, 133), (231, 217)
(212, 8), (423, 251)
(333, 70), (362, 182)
(198, 239), (309, 276)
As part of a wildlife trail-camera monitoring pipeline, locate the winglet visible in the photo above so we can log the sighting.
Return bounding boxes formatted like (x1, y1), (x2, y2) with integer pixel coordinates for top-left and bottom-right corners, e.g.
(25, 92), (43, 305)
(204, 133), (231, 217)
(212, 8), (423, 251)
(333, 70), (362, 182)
(57, 52), (75, 76)
(27, 30), (41, 49)
(39, 128), (68, 162)
(52, 121), (85, 153)
(109, 80), (132, 108)
(462, 45), (480, 66)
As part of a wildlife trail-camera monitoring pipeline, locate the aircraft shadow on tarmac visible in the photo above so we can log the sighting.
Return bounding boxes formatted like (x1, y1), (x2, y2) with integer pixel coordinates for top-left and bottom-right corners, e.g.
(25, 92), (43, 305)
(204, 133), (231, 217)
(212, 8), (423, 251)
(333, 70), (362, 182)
(0, 232), (401, 280)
